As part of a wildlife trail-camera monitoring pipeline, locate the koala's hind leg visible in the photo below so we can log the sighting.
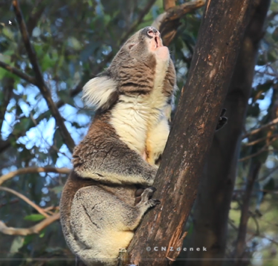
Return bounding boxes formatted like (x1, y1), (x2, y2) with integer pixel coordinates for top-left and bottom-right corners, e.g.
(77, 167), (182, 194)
(70, 186), (159, 266)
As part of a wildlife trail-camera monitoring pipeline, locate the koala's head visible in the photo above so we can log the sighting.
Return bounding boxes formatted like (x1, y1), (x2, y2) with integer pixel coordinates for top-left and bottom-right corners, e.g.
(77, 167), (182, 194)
(115, 26), (169, 65)
(83, 26), (170, 112)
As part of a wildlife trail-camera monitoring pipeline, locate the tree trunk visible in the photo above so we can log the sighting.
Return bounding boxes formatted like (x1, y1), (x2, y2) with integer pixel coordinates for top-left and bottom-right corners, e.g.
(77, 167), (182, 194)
(127, 0), (256, 265)
(185, 0), (270, 265)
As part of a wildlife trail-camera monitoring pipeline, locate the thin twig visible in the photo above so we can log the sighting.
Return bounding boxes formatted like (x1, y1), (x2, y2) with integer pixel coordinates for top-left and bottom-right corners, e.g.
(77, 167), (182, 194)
(239, 148), (278, 162)
(249, 212), (260, 236)
(239, 148), (272, 162)
(0, 213), (60, 236)
(256, 70), (278, 77)
(0, 78), (14, 131)
(26, 4), (45, 34)
(233, 162), (261, 264)
(242, 117), (278, 139)
(0, 186), (49, 217)
(43, 206), (59, 215)
(259, 234), (278, 246)
(258, 165), (278, 182)
(0, 167), (70, 186)
(12, 0), (75, 152)
(239, 135), (278, 162)
(0, 61), (37, 85)
(243, 134), (278, 146)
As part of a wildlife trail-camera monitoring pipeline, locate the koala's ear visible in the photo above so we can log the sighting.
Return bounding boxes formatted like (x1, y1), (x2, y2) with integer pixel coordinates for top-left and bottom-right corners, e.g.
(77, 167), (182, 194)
(82, 75), (119, 112)
(127, 42), (137, 50)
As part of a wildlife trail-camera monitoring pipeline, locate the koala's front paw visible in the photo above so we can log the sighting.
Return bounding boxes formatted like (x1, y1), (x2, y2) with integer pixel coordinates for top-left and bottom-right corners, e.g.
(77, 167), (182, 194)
(137, 187), (159, 207)
(141, 187), (156, 199)
(148, 199), (161, 208)
(136, 187), (160, 212)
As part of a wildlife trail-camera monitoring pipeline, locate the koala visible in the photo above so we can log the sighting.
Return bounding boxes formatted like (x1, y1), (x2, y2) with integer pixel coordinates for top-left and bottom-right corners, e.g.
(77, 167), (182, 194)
(59, 26), (176, 266)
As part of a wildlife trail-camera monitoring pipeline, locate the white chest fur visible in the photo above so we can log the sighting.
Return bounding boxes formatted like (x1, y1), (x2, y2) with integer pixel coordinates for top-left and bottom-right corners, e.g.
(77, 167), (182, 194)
(110, 58), (170, 156)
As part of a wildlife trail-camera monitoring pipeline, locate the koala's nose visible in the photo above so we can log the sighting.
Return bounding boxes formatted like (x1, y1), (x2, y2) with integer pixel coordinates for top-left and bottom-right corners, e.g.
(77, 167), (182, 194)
(146, 27), (160, 38)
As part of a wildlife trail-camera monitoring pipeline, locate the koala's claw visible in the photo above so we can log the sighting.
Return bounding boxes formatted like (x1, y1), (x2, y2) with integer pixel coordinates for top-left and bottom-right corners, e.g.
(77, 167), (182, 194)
(149, 199), (160, 208)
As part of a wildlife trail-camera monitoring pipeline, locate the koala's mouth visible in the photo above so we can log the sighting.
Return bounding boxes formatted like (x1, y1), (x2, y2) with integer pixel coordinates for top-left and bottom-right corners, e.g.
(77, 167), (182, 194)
(154, 37), (159, 48)
(150, 36), (163, 51)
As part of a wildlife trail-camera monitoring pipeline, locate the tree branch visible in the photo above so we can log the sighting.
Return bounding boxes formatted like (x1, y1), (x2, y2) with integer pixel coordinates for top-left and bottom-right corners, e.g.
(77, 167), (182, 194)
(0, 61), (37, 85)
(239, 135), (278, 162)
(12, 0), (75, 152)
(0, 186), (49, 217)
(152, 0), (206, 45)
(242, 117), (278, 139)
(243, 134), (278, 146)
(0, 78), (14, 132)
(258, 165), (278, 182)
(233, 161), (261, 264)
(0, 167), (70, 186)
(26, 3), (45, 34)
(0, 213), (60, 236)
(164, 0), (176, 11)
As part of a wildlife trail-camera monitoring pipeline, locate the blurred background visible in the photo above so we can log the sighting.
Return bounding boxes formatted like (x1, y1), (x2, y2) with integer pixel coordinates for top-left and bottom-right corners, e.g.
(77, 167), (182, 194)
(0, 0), (277, 265)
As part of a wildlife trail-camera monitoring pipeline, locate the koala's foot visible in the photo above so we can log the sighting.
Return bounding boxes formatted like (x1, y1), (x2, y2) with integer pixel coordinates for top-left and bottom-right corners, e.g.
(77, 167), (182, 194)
(137, 187), (160, 209)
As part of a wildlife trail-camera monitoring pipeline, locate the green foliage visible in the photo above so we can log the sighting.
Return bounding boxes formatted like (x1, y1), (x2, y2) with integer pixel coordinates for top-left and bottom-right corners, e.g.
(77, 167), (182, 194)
(24, 214), (45, 222)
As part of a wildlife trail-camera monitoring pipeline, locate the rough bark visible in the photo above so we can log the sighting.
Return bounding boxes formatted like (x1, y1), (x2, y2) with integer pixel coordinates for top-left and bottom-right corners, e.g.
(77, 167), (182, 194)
(127, 0), (255, 265)
(185, 0), (270, 265)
